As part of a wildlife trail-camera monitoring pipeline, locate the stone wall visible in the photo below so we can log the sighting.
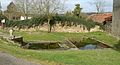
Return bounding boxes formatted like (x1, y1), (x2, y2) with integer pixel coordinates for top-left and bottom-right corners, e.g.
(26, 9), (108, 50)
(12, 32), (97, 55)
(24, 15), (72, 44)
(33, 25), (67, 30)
(18, 23), (102, 33)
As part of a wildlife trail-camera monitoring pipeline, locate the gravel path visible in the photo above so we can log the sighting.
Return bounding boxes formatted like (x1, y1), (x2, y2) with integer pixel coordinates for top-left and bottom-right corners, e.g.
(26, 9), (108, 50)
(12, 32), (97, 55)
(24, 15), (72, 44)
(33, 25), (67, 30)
(0, 52), (41, 65)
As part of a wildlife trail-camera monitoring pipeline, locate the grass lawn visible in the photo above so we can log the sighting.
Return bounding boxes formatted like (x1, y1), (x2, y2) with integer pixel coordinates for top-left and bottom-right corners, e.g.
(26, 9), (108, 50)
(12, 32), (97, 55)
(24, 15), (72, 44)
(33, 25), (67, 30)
(0, 39), (120, 65)
(14, 31), (119, 47)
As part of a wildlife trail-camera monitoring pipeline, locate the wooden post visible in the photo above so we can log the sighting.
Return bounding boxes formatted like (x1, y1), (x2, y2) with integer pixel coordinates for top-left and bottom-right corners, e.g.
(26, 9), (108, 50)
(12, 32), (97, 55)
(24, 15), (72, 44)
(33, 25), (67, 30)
(112, 0), (120, 39)
(1, 19), (5, 29)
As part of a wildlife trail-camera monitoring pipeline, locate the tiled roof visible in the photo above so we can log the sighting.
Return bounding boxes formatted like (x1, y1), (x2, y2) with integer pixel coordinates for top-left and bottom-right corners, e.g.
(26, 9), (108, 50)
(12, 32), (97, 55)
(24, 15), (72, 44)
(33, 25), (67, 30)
(88, 13), (112, 23)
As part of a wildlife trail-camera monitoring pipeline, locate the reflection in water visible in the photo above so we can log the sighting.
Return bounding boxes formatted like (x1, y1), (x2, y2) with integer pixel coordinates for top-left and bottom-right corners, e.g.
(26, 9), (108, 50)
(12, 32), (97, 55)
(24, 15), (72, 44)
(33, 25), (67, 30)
(80, 44), (97, 50)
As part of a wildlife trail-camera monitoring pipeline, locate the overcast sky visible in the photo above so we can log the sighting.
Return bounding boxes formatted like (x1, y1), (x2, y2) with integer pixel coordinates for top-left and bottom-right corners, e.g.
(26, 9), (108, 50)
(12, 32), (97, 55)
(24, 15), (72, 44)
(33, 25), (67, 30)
(0, 0), (113, 12)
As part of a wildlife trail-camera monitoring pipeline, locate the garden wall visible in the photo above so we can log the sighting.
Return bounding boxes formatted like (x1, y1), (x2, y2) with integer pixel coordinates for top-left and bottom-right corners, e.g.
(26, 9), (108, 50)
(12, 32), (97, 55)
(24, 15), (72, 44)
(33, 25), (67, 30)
(18, 23), (102, 33)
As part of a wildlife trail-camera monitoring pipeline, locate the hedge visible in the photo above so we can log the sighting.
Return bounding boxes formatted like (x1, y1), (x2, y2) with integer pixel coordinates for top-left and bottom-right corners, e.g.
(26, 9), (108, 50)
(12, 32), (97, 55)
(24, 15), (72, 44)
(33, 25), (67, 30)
(5, 15), (104, 30)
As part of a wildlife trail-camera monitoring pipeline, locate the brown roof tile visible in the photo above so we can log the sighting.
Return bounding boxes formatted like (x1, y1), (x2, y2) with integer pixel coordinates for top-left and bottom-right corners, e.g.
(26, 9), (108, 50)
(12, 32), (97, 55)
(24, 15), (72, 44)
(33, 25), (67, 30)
(88, 13), (112, 23)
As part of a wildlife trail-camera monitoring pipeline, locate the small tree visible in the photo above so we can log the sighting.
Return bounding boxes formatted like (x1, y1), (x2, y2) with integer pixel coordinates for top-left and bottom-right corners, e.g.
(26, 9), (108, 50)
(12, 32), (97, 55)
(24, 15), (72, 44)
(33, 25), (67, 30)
(66, 11), (72, 16)
(73, 4), (82, 17)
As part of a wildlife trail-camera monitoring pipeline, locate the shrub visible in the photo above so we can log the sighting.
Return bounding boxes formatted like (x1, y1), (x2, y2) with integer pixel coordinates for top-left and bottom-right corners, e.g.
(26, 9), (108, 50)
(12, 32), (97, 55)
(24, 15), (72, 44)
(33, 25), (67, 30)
(0, 14), (8, 21)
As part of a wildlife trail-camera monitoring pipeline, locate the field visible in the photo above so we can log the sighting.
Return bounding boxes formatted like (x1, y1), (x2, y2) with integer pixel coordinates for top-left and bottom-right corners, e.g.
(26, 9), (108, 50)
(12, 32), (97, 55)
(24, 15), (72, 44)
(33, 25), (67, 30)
(0, 30), (120, 65)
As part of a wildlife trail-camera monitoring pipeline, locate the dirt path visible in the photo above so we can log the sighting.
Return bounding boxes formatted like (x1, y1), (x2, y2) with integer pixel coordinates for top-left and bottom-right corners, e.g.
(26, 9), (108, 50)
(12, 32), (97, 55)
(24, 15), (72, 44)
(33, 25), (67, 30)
(0, 52), (41, 65)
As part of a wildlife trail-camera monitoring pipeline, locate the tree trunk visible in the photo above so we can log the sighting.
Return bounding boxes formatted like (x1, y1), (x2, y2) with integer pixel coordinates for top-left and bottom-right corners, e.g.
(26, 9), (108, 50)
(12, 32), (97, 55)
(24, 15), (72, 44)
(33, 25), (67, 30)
(48, 19), (51, 33)
(112, 0), (120, 38)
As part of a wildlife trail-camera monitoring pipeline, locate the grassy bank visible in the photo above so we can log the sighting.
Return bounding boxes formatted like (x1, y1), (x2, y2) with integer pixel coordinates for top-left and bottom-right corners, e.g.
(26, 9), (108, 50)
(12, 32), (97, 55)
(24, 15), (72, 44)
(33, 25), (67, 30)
(0, 30), (120, 65)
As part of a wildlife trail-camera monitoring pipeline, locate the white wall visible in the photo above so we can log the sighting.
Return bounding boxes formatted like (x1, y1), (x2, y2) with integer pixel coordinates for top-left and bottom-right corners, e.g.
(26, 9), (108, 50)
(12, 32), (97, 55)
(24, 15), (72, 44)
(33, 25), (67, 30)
(20, 16), (32, 20)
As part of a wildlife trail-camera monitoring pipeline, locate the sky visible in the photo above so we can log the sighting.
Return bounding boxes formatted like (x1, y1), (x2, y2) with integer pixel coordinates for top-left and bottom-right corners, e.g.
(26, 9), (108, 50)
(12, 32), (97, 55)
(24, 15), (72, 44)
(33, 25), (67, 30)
(66, 0), (113, 12)
(0, 0), (113, 13)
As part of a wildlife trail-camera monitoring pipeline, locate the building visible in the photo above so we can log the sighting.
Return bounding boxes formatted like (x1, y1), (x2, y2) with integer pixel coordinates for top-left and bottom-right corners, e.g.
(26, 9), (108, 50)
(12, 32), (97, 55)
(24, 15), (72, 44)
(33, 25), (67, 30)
(88, 13), (112, 24)
(4, 2), (22, 20)
(3, 2), (32, 20)
(88, 13), (112, 32)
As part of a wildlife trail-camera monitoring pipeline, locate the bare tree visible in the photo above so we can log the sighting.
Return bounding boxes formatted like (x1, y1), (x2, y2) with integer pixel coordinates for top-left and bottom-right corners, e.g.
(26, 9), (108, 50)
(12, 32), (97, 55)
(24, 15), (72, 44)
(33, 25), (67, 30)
(89, 0), (106, 13)
(26, 0), (46, 16)
(30, 0), (66, 32)
(41, 0), (66, 32)
(14, 0), (32, 19)
(14, 0), (66, 15)
(13, 0), (67, 32)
